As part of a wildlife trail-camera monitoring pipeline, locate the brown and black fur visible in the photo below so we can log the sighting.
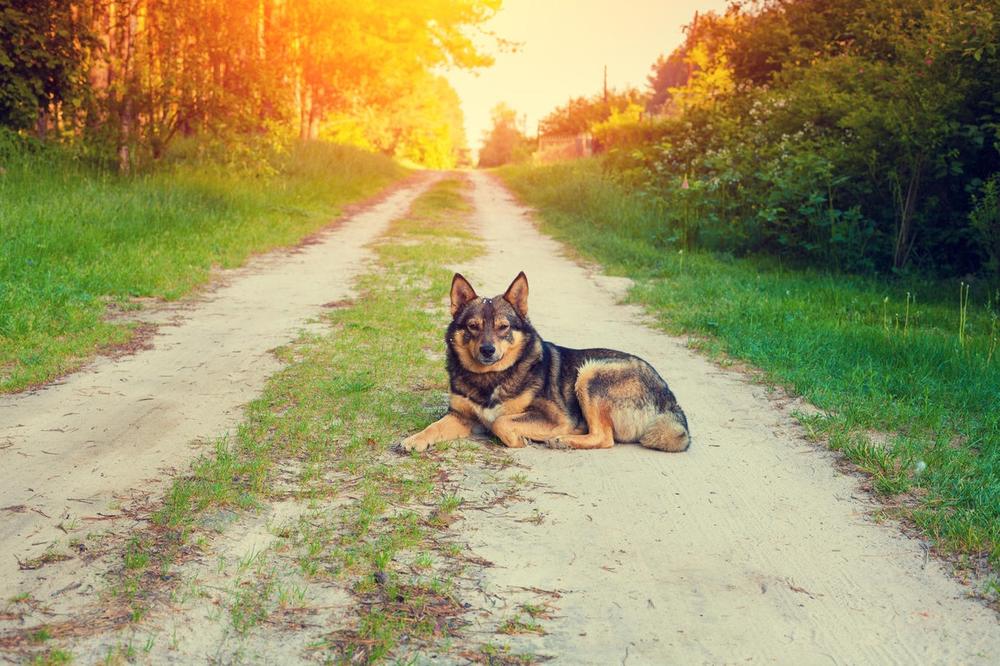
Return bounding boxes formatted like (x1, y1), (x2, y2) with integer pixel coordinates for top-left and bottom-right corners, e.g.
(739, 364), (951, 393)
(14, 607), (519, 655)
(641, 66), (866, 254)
(400, 272), (690, 453)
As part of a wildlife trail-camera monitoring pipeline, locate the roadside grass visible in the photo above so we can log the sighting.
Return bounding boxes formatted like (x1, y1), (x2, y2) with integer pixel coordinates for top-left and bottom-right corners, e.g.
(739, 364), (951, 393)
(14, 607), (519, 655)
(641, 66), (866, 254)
(500, 159), (1000, 574)
(0, 132), (407, 392)
(2, 176), (540, 663)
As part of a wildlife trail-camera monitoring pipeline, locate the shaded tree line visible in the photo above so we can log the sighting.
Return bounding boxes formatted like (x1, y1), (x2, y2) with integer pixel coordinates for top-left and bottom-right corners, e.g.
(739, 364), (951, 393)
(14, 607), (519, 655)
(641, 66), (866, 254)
(0, 0), (500, 170)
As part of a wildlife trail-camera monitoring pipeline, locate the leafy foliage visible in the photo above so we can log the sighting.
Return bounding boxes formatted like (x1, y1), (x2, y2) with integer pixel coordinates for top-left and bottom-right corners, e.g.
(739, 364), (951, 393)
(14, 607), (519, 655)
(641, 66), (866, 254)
(0, 0), (93, 130)
(0, 0), (500, 169)
(538, 88), (645, 137)
(478, 103), (532, 168)
(598, 0), (1000, 278)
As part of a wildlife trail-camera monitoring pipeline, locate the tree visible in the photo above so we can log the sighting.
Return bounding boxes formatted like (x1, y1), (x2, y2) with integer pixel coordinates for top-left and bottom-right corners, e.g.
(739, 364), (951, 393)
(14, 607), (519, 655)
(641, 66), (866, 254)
(0, 0), (501, 170)
(0, 0), (93, 134)
(326, 72), (469, 168)
(478, 103), (530, 168)
(576, 0), (1000, 275)
(646, 51), (689, 114)
(539, 88), (644, 136)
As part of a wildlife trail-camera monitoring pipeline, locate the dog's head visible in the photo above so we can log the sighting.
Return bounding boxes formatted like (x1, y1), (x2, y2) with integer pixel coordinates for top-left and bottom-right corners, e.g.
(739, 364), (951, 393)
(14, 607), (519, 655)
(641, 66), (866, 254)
(447, 272), (532, 373)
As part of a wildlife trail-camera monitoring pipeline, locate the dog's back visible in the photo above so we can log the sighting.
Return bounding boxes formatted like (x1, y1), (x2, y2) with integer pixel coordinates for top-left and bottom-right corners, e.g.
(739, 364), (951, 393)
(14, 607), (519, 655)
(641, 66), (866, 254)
(536, 343), (691, 451)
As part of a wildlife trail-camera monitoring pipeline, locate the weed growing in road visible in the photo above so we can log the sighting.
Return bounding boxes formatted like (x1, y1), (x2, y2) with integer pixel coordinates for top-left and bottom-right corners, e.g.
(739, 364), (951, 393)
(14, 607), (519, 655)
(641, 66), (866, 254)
(29, 649), (72, 666)
(501, 159), (1000, 573)
(29, 627), (51, 643)
(498, 616), (546, 635)
(464, 641), (549, 665)
(14, 549), (71, 571)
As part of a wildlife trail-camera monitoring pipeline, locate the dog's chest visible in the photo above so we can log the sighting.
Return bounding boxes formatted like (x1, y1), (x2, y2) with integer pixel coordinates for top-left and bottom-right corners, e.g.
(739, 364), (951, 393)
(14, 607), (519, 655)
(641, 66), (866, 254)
(478, 387), (505, 424)
(468, 384), (535, 426)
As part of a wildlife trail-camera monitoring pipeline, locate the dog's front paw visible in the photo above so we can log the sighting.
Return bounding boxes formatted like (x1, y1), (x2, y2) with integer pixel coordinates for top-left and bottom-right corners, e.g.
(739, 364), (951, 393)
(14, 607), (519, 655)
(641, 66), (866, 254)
(395, 434), (429, 455)
(544, 437), (570, 450)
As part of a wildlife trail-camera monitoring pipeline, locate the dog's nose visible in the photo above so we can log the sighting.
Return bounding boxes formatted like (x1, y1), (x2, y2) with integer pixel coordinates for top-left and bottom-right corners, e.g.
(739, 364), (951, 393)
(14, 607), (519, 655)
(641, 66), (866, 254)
(480, 343), (496, 357)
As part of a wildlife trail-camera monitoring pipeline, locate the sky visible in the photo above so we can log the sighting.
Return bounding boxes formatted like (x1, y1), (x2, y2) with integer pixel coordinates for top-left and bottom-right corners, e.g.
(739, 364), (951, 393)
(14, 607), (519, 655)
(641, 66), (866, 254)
(446, 0), (732, 156)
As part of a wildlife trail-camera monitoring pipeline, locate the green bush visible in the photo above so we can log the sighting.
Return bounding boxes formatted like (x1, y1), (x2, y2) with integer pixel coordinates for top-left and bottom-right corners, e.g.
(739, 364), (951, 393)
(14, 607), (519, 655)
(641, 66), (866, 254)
(592, 0), (1000, 279)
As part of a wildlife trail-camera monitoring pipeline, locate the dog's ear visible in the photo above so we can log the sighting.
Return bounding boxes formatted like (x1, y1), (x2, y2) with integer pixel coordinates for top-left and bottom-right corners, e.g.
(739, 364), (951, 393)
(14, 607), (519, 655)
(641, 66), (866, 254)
(503, 272), (529, 318)
(450, 273), (478, 316)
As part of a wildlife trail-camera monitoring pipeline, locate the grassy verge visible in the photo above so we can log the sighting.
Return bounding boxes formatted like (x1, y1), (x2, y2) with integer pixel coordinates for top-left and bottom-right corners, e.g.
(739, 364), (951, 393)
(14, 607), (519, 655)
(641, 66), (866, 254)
(500, 159), (1000, 577)
(3, 177), (548, 663)
(0, 133), (407, 392)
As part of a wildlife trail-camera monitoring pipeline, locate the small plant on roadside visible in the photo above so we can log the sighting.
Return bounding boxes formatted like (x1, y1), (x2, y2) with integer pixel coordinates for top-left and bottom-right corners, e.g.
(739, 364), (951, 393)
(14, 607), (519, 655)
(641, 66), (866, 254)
(466, 641), (549, 665)
(123, 537), (150, 571)
(498, 615), (546, 636)
(30, 627), (52, 643)
(30, 649), (72, 666)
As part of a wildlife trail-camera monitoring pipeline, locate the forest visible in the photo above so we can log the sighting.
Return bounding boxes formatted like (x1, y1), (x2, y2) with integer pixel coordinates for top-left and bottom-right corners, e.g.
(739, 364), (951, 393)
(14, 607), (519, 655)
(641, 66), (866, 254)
(1, 0), (499, 170)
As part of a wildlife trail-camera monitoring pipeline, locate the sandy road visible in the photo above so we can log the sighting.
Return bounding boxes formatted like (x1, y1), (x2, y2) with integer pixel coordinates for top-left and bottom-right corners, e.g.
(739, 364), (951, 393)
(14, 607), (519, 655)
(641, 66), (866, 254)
(452, 172), (999, 664)
(0, 174), (436, 599)
(1, 168), (997, 664)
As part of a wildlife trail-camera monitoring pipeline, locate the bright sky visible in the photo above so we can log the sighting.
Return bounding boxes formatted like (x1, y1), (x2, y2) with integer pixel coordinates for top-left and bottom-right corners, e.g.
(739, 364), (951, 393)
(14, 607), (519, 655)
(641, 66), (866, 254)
(446, 0), (730, 156)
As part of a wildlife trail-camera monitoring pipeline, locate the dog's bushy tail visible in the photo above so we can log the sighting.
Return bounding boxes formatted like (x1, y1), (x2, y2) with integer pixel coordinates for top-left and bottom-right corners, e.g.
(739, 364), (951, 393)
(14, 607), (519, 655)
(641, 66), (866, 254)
(640, 405), (690, 452)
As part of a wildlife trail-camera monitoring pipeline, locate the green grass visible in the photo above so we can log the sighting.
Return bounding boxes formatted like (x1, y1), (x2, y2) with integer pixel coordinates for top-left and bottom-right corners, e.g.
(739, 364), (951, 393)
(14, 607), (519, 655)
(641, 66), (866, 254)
(500, 159), (1000, 571)
(497, 616), (545, 636)
(30, 649), (72, 666)
(0, 131), (407, 392)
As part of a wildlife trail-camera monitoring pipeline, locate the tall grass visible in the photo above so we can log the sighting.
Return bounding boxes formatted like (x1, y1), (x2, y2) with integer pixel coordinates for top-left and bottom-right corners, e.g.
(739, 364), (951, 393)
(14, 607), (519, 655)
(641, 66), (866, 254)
(501, 158), (1000, 570)
(0, 131), (406, 392)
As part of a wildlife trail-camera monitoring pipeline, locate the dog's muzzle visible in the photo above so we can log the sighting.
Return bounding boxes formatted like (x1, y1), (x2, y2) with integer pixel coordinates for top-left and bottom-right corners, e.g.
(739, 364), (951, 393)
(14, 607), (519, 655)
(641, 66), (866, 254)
(477, 344), (498, 365)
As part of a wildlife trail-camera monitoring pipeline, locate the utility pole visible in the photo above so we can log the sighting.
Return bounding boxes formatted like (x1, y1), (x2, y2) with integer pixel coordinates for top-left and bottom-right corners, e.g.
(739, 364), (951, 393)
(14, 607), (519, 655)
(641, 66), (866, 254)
(603, 64), (608, 103)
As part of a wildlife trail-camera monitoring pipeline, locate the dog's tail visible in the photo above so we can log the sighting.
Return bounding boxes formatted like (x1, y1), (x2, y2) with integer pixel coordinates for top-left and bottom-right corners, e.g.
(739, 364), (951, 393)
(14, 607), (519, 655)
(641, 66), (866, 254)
(640, 403), (690, 452)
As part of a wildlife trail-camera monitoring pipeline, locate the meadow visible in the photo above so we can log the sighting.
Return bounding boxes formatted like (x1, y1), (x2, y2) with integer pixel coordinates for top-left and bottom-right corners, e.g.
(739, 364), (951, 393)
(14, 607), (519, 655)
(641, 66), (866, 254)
(0, 133), (406, 392)
(501, 159), (1000, 572)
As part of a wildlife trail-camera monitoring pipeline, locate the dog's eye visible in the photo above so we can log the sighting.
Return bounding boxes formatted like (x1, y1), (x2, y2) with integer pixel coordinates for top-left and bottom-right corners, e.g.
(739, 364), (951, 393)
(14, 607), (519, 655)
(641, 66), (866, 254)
(466, 321), (481, 332)
(496, 323), (510, 334)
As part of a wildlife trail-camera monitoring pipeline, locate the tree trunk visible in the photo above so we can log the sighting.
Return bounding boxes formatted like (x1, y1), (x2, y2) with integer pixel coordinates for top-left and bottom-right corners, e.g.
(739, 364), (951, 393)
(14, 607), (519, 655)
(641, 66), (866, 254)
(299, 83), (312, 140)
(116, 0), (138, 173)
(307, 92), (320, 139)
(893, 158), (924, 270)
(35, 104), (50, 139)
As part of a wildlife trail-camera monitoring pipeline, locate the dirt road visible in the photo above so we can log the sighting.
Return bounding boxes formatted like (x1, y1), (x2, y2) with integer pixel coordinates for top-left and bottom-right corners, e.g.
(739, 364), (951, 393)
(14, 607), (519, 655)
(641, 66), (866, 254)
(0, 174), (435, 599)
(449, 172), (999, 663)
(1, 170), (997, 663)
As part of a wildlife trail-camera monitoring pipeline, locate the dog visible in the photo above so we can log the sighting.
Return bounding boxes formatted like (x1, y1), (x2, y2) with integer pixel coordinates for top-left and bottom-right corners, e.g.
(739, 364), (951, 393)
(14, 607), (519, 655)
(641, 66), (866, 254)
(400, 272), (691, 453)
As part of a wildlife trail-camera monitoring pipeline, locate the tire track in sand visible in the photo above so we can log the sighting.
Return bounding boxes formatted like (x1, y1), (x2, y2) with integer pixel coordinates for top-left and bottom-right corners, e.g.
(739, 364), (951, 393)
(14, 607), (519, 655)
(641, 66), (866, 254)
(452, 171), (999, 664)
(0, 174), (438, 602)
